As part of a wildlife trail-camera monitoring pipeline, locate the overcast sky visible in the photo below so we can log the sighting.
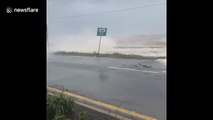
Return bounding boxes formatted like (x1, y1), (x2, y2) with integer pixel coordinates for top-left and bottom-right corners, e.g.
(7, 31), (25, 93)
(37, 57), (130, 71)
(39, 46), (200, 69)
(47, 0), (166, 52)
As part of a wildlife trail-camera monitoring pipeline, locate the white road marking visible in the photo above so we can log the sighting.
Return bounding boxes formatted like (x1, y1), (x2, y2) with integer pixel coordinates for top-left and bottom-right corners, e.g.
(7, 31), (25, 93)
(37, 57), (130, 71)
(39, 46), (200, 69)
(108, 67), (160, 74)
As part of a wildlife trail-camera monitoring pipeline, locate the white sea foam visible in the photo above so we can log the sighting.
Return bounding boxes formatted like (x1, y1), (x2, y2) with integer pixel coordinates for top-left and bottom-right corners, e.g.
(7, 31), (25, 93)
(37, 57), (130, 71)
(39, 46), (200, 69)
(48, 33), (166, 57)
(155, 59), (166, 66)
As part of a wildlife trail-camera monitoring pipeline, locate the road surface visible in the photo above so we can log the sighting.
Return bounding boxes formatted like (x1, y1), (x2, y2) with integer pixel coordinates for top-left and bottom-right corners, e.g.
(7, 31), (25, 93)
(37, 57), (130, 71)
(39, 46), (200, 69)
(47, 54), (166, 120)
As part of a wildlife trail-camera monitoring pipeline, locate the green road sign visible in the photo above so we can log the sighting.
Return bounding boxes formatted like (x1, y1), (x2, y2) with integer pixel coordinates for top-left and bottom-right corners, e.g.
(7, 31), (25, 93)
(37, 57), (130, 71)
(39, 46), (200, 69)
(97, 28), (107, 36)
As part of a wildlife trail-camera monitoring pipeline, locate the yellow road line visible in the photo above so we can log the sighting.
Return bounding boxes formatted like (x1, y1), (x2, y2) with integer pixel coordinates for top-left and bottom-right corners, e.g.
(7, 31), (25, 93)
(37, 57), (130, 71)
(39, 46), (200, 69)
(75, 101), (132, 120)
(47, 86), (157, 120)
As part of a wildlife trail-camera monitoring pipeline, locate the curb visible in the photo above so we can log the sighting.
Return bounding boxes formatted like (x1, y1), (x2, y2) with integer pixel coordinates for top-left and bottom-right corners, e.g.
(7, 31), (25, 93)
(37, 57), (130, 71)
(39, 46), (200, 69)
(47, 87), (157, 120)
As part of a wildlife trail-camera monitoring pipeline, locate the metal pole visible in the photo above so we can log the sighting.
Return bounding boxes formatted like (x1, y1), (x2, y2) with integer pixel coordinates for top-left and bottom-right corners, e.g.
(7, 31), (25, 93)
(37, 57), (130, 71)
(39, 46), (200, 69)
(97, 36), (102, 55)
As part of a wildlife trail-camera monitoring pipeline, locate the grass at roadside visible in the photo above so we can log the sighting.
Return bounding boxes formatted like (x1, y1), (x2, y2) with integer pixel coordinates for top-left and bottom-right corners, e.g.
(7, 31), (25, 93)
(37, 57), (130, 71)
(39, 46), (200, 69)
(47, 93), (88, 120)
(53, 51), (166, 60)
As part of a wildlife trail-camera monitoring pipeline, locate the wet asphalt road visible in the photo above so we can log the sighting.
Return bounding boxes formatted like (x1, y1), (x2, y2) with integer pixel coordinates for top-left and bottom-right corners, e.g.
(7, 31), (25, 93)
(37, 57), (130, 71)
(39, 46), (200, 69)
(47, 55), (166, 120)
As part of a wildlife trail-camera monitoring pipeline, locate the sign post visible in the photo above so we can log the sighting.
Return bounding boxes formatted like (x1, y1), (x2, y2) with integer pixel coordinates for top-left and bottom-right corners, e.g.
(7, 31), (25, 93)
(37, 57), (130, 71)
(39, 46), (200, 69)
(98, 36), (102, 55)
(97, 27), (107, 55)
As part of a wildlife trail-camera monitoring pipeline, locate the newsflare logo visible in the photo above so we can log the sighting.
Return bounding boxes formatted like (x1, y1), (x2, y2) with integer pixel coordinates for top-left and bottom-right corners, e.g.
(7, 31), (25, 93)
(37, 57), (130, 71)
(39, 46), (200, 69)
(6, 6), (39, 13)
